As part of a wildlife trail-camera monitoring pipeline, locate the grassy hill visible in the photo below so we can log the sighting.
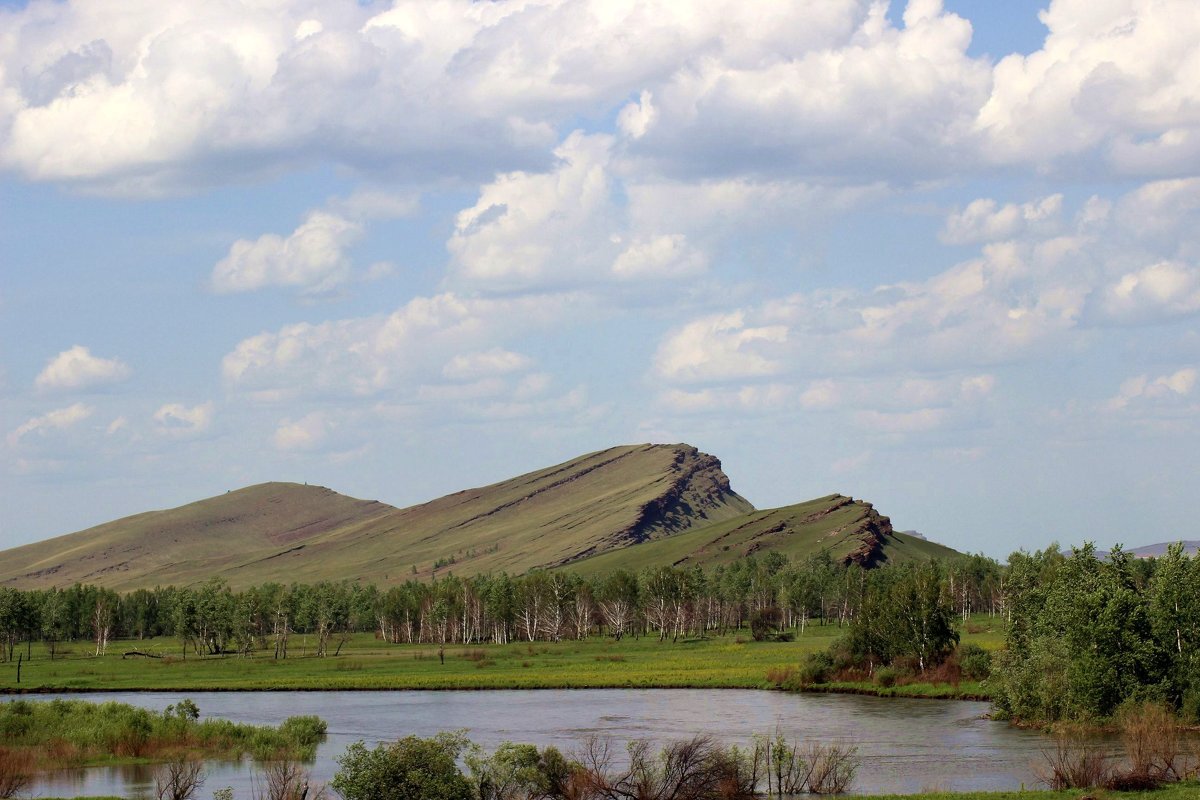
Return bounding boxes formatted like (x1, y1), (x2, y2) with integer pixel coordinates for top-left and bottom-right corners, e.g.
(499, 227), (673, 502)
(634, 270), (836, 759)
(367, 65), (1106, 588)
(566, 494), (961, 575)
(0, 443), (961, 591)
(0, 444), (755, 590)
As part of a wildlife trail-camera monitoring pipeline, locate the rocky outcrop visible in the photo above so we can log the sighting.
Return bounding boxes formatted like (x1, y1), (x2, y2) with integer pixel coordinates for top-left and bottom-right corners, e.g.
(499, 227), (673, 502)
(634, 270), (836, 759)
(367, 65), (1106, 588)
(621, 446), (754, 543)
(840, 501), (897, 568)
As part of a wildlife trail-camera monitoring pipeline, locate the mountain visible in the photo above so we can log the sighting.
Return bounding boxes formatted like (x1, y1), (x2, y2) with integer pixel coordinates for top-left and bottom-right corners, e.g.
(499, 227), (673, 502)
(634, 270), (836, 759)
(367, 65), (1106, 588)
(0, 444), (754, 590)
(1128, 541), (1200, 559)
(566, 494), (960, 574)
(0, 443), (961, 591)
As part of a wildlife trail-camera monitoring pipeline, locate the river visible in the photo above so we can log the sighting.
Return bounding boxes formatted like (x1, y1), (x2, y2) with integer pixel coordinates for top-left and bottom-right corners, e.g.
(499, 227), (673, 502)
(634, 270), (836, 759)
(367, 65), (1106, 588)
(18, 689), (1051, 797)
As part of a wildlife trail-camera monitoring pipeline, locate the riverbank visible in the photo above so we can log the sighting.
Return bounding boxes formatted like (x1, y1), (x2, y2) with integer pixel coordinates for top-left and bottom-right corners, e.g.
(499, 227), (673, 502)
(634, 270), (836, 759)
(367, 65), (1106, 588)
(1, 626), (999, 698)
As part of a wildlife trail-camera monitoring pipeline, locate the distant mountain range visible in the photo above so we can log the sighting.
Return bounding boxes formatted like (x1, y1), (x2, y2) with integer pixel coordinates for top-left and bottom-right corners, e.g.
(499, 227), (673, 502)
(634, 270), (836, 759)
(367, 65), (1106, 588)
(1128, 541), (1200, 559)
(0, 443), (961, 591)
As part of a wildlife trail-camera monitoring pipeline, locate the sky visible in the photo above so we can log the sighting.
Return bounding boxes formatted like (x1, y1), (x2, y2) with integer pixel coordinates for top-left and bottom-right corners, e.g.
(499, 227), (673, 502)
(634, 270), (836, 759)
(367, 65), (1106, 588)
(2, 0), (1198, 560)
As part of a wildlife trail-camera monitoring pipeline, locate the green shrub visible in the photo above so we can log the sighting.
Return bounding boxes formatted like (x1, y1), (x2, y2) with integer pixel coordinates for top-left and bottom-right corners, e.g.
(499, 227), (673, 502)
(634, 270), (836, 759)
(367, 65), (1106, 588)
(332, 732), (473, 800)
(874, 666), (899, 688)
(797, 651), (833, 685)
(958, 643), (992, 681)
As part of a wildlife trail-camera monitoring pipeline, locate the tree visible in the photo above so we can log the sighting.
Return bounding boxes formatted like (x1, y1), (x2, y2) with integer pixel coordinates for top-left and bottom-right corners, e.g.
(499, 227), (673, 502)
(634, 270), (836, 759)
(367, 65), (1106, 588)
(332, 733), (473, 800)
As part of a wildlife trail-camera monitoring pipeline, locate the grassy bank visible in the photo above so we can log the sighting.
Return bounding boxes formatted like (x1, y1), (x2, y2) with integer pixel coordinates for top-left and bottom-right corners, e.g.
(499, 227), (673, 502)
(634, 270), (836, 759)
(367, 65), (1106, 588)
(0, 698), (325, 773)
(0, 621), (1003, 696)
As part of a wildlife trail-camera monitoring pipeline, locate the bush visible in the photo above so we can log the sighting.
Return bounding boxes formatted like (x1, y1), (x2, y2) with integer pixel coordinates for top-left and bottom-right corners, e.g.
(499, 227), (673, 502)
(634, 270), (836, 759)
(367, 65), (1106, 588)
(957, 643), (992, 681)
(466, 741), (573, 800)
(332, 732), (473, 800)
(873, 666), (899, 688)
(154, 755), (205, 800)
(796, 651), (833, 685)
(1036, 725), (1111, 789)
(749, 607), (780, 642)
(1113, 701), (1186, 786)
(0, 747), (32, 799)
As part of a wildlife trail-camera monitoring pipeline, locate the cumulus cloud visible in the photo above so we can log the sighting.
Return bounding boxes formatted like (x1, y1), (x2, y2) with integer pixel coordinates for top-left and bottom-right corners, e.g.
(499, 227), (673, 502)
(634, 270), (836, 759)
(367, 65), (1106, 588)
(611, 234), (706, 279)
(650, 177), (1200, 390)
(940, 194), (1063, 245)
(7, 403), (94, 446)
(153, 401), (214, 435)
(442, 348), (532, 380)
(34, 345), (131, 392)
(3, 0), (1199, 192)
(273, 411), (331, 451)
(654, 312), (787, 383)
(977, 0), (1200, 173)
(222, 291), (583, 398)
(211, 211), (363, 293)
(1106, 368), (1197, 412)
(1096, 261), (1200, 324)
(447, 132), (618, 288)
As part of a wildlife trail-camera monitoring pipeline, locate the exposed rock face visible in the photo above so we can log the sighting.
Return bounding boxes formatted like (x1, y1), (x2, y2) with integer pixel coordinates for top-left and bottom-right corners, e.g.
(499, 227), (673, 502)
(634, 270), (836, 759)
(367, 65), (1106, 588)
(622, 447), (753, 543)
(841, 501), (897, 568)
(0, 443), (756, 589)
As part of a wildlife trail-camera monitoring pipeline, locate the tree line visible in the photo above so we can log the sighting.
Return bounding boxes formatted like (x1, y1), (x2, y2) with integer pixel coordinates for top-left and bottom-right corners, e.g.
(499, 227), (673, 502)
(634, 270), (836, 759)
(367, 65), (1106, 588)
(0, 552), (1004, 661)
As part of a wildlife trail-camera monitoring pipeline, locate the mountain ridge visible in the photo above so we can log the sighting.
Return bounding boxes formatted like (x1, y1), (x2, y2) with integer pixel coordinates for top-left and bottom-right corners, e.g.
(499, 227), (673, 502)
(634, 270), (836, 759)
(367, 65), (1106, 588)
(0, 443), (959, 590)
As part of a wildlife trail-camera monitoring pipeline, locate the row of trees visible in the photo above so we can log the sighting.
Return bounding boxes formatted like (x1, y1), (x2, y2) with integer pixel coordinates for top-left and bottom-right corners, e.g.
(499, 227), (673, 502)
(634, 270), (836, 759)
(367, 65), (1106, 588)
(992, 542), (1200, 721)
(0, 553), (1006, 661)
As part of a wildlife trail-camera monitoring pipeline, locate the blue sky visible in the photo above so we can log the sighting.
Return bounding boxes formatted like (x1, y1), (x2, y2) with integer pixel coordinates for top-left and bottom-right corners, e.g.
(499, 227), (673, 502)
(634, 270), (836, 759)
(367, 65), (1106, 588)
(2, 0), (1198, 559)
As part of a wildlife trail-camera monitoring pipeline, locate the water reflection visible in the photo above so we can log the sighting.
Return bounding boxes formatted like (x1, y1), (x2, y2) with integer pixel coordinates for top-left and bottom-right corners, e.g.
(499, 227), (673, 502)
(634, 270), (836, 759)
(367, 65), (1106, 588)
(17, 690), (1052, 797)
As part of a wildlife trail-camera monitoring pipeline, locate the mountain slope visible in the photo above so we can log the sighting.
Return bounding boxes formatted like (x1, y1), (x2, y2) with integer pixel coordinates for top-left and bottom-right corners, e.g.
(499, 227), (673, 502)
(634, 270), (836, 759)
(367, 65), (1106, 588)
(565, 494), (961, 575)
(0, 482), (394, 591)
(0, 444), (755, 590)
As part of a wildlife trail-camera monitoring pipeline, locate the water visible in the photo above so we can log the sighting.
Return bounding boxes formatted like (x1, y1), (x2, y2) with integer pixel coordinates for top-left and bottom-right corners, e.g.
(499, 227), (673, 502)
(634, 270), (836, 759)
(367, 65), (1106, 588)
(17, 690), (1051, 797)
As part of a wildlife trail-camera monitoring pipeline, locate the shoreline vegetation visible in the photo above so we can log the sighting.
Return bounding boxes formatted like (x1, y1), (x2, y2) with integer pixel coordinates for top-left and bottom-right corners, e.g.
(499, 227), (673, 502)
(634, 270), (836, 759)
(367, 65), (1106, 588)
(0, 627), (998, 698)
(0, 698), (326, 798)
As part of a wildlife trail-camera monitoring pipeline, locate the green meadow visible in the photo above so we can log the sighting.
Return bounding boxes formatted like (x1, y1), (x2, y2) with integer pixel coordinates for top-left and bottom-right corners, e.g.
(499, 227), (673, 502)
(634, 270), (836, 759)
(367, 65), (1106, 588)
(1, 618), (1003, 696)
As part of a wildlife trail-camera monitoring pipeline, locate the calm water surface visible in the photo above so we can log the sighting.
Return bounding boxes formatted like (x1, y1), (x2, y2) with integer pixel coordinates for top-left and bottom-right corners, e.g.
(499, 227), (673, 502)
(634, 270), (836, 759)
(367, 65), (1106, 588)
(18, 689), (1051, 797)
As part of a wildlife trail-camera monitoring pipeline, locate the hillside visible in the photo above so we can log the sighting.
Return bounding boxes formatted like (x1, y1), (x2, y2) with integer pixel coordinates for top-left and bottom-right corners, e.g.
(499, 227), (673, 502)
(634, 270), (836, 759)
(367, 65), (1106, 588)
(0, 444), (755, 590)
(0, 443), (962, 591)
(566, 494), (961, 575)
(0, 483), (395, 591)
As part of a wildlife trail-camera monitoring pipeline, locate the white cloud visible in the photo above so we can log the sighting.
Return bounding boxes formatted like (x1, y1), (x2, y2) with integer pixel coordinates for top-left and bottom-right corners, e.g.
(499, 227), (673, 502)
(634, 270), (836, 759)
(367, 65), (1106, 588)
(617, 90), (656, 139)
(442, 348), (532, 381)
(34, 345), (131, 392)
(273, 411), (330, 451)
(1106, 368), (1197, 412)
(222, 291), (583, 398)
(7, 403), (94, 446)
(447, 132), (618, 288)
(654, 312), (787, 383)
(4, 0), (1199, 192)
(977, 0), (1200, 173)
(211, 211), (363, 294)
(1096, 261), (1200, 324)
(153, 401), (214, 435)
(612, 234), (706, 280)
(940, 195), (1063, 245)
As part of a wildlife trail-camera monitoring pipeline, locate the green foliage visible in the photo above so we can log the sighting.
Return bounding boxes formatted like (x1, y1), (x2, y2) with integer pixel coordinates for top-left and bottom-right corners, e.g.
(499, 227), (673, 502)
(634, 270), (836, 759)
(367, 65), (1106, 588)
(0, 699), (325, 768)
(466, 741), (572, 800)
(956, 643), (992, 681)
(332, 732), (473, 800)
(842, 561), (959, 672)
(993, 542), (1200, 722)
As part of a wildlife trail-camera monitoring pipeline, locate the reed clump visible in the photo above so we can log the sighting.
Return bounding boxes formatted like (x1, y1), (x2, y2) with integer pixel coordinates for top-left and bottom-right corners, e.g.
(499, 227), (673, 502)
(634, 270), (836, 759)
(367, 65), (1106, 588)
(0, 699), (326, 771)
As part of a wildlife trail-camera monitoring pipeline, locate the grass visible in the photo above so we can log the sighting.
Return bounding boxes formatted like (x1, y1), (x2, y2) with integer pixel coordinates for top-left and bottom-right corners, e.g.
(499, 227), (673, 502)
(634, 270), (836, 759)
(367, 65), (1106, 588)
(0, 616), (1005, 696)
(0, 697), (325, 773)
(0, 444), (763, 591)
